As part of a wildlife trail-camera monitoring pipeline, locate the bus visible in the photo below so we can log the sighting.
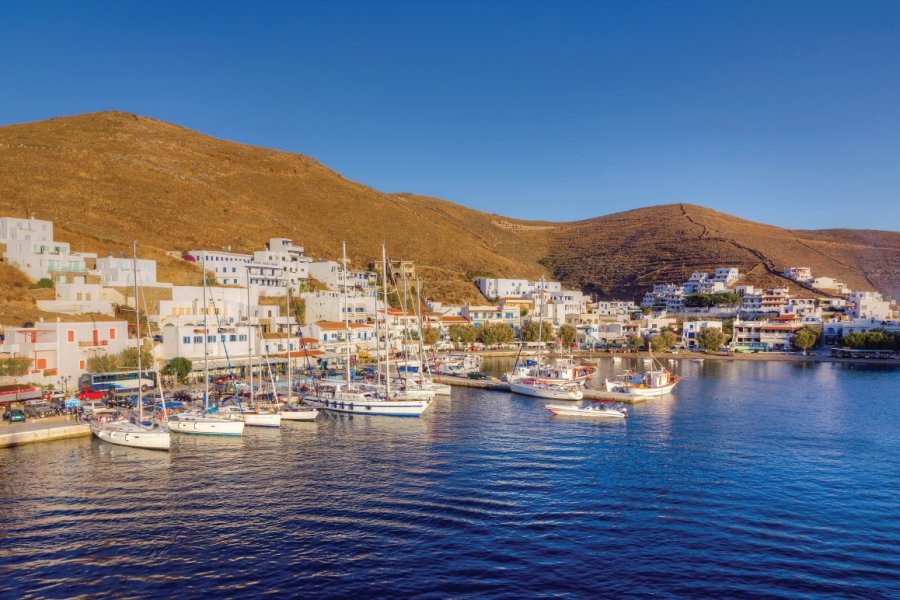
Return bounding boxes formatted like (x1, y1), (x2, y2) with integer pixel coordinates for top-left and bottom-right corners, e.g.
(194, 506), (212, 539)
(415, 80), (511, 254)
(78, 370), (157, 392)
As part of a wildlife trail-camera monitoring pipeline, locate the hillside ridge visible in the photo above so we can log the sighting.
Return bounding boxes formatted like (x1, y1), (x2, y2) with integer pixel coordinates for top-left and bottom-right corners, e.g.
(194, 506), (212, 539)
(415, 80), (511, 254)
(0, 111), (897, 325)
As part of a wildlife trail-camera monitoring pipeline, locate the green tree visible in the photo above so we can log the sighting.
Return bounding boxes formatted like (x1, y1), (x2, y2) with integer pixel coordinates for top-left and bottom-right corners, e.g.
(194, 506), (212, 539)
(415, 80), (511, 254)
(448, 324), (478, 349)
(520, 320), (555, 343)
(628, 335), (645, 351)
(793, 326), (819, 354)
(87, 353), (120, 373)
(722, 318), (734, 336)
(696, 327), (728, 353)
(558, 324), (577, 348)
(0, 357), (32, 381)
(161, 357), (193, 383)
(650, 330), (678, 353)
(33, 278), (54, 289)
(477, 323), (515, 348)
(422, 326), (441, 346)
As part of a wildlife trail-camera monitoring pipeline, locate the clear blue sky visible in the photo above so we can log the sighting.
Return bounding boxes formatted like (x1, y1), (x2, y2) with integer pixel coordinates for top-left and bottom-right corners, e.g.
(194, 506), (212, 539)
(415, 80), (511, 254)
(2, 1), (899, 230)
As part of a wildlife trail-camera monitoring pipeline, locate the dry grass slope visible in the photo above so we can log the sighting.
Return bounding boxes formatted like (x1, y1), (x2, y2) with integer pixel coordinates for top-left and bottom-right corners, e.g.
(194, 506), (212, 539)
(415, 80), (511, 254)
(0, 111), (896, 325)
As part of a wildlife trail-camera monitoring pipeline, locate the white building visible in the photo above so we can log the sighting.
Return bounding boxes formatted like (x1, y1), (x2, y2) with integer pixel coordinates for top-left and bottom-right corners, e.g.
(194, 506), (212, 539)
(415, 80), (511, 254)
(848, 291), (892, 320)
(681, 320), (723, 350)
(301, 291), (379, 326)
(308, 321), (377, 352)
(253, 238), (312, 291)
(0, 216), (54, 243)
(36, 275), (116, 315)
(822, 317), (900, 344)
(714, 267), (740, 284)
(155, 286), (260, 327)
(0, 320), (133, 387)
(474, 277), (561, 300)
(188, 249), (253, 286)
(308, 260), (377, 294)
(157, 322), (257, 370)
(4, 239), (88, 281)
(812, 277), (849, 294)
(95, 255), (159, 287)
(783, 267), (813, 283)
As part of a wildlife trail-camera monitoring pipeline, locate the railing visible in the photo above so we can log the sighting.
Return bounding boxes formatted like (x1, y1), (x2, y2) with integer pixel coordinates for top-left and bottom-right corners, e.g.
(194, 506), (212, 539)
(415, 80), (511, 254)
(78, 340), (109, 348)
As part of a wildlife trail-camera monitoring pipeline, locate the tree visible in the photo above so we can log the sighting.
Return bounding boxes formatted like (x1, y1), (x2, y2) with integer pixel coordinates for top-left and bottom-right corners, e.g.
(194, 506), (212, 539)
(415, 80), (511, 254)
(162, 357), (193, 383)
(477, 323), (515, 348)
(87, 353), (119, 373)
(628, 336), (645, 351)
(520, 320), (554, 343)
(33, 278), (54, 289)
(696, 327), (728, 353)
(793, 326), (819, 354)
(448, 324), (478, 349)
(558, 324), (577, 348)
(423, 326), (441, 346)
(650, 330), (678, 353)
(86, 345), (154, 373)
(0, 357), (32, 382)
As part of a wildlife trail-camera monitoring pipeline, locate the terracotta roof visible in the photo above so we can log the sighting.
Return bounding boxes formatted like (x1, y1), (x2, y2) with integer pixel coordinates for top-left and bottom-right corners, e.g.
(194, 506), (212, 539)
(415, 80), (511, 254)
(315, 321), (373, 330)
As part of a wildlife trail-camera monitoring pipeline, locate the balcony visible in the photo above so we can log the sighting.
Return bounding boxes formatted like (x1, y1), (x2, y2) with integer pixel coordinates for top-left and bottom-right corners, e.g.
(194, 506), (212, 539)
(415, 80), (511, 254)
(78, 339), (109, 348)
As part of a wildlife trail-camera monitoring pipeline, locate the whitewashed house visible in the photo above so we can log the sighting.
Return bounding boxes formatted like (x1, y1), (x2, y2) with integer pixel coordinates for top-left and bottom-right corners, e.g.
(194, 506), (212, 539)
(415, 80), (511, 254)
(4, 239), (88, 281)
(0, 216), (54, 244)
(847, 292), (891, 320)
(681, 320), (723, 350)
(188, 249), (253, 286)
(36, 276), (115, 315)
(95, 255), (160, 287)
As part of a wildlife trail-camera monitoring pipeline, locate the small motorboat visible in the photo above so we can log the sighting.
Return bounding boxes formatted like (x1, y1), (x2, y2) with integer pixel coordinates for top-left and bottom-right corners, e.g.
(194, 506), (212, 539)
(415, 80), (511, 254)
(546, 402), (627, 419)
(280, 403), (320, 422)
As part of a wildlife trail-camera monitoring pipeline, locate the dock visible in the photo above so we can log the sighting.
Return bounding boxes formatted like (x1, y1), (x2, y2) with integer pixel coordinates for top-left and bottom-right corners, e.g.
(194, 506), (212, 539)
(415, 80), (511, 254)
(0, 418), (91, 449)
(437, 375), (646, 403)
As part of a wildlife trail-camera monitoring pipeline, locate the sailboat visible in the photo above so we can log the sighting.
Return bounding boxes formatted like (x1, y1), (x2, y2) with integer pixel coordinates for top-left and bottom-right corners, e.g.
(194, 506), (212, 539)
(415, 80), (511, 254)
(169, 257), (245, 436)
(91, 241), (172, 451)
(302, 243), (432, 417)
(278, 287), (319, 422)
(508, 276), (584, 401)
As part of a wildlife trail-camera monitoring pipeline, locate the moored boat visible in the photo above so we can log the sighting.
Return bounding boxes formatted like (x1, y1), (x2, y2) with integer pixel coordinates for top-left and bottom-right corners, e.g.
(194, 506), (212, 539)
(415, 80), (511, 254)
(509, 378), (584, 401)
(546, 402), (627, 419)
(605, 368), (680, 397)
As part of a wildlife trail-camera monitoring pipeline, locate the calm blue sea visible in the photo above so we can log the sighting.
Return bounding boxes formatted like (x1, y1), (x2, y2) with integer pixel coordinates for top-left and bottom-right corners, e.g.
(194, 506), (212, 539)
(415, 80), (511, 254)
(2, 359), (899, 598)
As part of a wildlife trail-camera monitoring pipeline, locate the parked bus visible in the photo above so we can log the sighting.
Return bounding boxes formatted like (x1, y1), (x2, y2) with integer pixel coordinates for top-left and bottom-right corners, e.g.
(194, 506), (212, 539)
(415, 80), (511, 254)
(78, 370), (157, 392)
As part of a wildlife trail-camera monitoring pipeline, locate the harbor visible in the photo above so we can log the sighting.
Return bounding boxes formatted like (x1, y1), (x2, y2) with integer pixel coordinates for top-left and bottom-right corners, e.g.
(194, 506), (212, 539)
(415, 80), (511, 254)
(0, 417), (90, 448)
(436, 374), (646, 402)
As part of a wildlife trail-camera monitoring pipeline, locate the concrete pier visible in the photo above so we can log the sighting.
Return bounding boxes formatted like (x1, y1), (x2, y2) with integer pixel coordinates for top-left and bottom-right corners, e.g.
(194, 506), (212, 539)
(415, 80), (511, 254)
(437, 375), (646, 403)
(0, 418), (91, 449)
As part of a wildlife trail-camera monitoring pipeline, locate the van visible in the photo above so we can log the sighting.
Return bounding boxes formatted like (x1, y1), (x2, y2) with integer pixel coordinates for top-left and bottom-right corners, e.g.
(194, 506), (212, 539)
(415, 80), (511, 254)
(81, 401), (115, 416)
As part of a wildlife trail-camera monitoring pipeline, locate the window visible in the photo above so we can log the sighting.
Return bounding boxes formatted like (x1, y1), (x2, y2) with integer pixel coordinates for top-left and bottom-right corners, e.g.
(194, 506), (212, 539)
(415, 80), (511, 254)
(183, 336), (191, 344)
(238, 334), (247, 342)
(194, 336), (203, 344)
(36, 358), (47, 370)
(109, 328), (116, 340)
(208, 335), (216, 343)
(79, 360), (85, 370)
(229, 335), (237, 342)
(67, 330), (75, 343)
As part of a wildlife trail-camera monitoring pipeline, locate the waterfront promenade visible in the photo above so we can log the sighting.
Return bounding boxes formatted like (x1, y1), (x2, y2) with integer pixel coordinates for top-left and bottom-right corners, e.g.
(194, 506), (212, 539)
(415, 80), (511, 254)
(0, 416), (90, 448)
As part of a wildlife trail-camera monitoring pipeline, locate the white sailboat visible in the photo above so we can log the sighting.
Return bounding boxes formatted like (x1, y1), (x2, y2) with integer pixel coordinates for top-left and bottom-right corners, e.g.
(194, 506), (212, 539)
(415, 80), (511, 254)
(91, 241), (171, 451)
(279, 288), (319, 422)
(303, 243), (431, 417)
(170, 258), (245, 437)
(508, 276), (584, 401)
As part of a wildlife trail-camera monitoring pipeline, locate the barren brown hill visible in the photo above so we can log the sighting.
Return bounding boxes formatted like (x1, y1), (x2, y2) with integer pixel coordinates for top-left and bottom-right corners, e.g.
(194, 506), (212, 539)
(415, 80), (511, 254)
(0, 111), (897, 323)
(547, 204), (900, 300)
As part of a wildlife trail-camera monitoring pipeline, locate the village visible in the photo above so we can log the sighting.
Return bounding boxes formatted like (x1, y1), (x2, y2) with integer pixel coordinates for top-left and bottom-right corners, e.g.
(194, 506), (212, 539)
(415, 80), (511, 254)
(0, 214), (898, 414)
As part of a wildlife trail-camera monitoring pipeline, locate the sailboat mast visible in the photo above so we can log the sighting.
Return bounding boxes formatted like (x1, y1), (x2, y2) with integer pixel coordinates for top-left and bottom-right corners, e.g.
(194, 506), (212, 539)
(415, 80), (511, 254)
(342, 242), (351, 384)
(247, 266), (254, 405)
(537, 275), (544, 370)
(286, 285), (292, 403)
(133, 240), (143, 422)
(382, 244), (391, 397)
(415, 276), (426, 388)
(202, 256), (209, 410)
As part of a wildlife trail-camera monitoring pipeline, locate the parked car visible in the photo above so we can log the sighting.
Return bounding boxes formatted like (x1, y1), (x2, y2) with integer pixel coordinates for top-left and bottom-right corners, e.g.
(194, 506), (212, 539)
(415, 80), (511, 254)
(81, 401), (115, 416)
(25, 401), (57, 418)
(467, 372), (491, 380)
(77, 389), (105, 401)
(8, 409), (26, 423)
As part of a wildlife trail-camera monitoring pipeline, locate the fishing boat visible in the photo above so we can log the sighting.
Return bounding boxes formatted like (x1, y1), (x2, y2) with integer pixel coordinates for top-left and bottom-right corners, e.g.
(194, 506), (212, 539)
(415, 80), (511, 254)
(546, 402), (627, 419)
(91, 241), (171, 451)
(605, 351), (681, 397)
(433, 353), (482, 376)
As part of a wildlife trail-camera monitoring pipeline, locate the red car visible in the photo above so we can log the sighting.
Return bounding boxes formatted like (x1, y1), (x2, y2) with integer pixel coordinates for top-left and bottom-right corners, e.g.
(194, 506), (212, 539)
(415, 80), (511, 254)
(77, 389), (105, 401)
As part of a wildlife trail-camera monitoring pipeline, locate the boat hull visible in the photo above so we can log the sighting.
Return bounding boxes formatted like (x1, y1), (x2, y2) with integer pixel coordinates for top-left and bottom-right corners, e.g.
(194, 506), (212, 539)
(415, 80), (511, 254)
(169, 416), (244, 436)
(509, 381), (584, 401)
(546, 404), (626, 418)
(91, 423), (171, 450)
(242, 413), (282, 427)
(604, 379), (678, 397)
(281, 409), (319, 421)
(304, 397), (431, 417)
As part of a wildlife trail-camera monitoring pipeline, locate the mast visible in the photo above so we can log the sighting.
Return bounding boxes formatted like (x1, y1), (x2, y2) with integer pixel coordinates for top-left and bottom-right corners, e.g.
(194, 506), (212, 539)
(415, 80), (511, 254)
(247, 266), (254, 405)
(537, 275), (544, 371)
(382, 244), (391, 397)
(286, 284), (292, 403)
(414, 276), (426, 388)
(133, 240), (143, 422)
(342, 242), (351, 384)
(202, 256), (209, 410)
